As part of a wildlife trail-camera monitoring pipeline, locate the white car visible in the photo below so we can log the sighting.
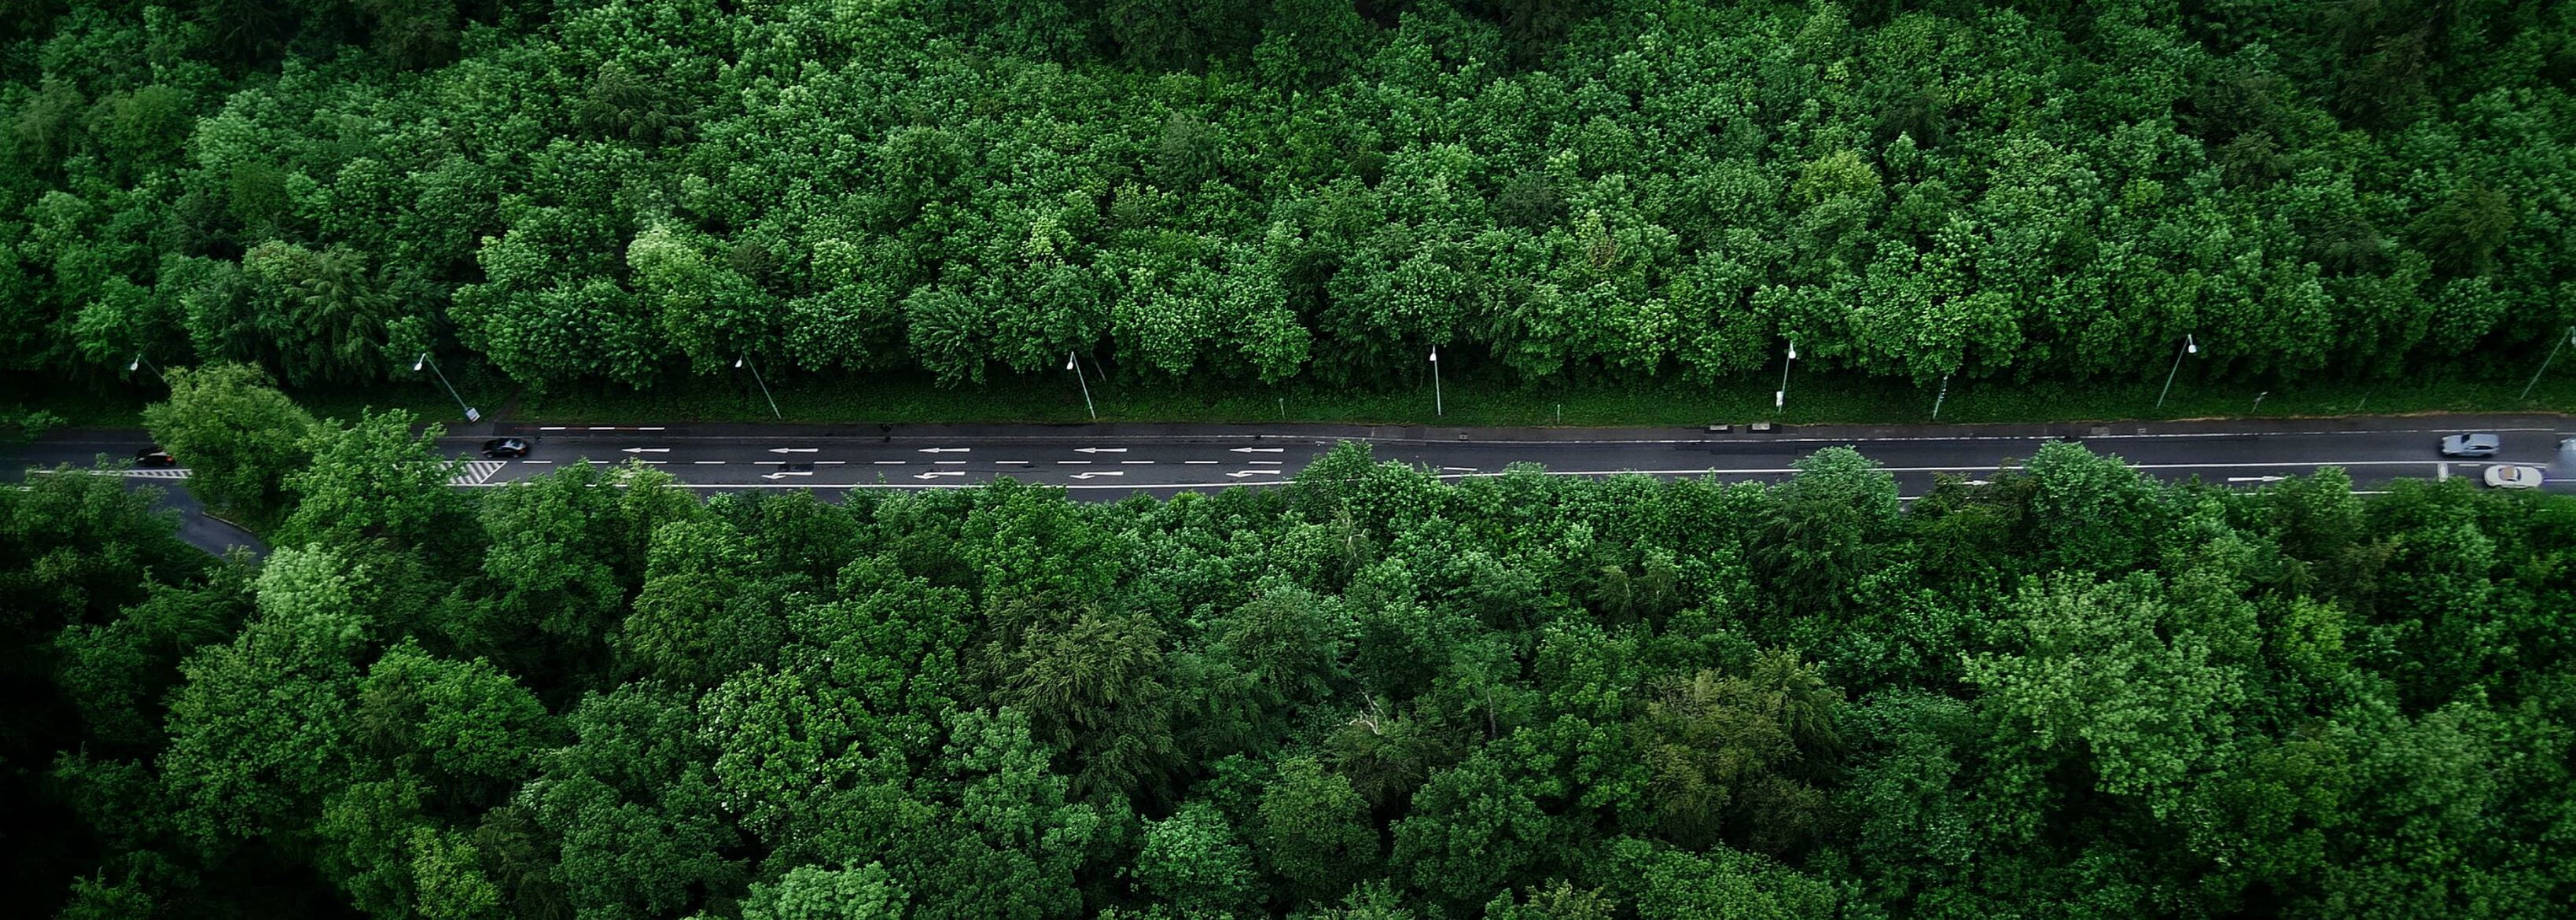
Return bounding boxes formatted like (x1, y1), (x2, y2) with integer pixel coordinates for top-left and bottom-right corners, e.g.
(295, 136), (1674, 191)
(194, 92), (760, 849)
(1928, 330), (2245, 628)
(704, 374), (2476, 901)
(2482, 465), (2545, 490)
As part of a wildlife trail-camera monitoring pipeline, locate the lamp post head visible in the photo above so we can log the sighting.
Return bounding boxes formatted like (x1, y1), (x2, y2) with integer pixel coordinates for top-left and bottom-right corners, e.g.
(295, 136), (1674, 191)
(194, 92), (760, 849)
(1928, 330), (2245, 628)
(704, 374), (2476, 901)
(1065, 355), (1076, 370)
(734, 356), (746, 369)
(1429, 347), (1437, 362)
(2185, 334), (2197, 354)
(1787, 341), (1798, 360)
(413, 351), (429, 371)
(129, 359), (141, 372)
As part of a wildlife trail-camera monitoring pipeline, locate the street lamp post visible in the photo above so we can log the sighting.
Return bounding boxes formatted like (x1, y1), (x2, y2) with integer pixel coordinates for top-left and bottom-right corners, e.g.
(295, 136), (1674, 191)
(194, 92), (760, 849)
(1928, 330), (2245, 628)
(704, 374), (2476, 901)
(1932, 373), (1950, 420)
(2157, 334), (2199, 410)
(2252, 390), (2269, 414)
(127, 353), (163, 381)
(735, 355), (782, 420)
(2520, 326), (2576, 401)
(1430, 345), (1442, 417)
(1775, 340), (1796, 413)
(412, 352), (480, 422)
(1066, 351), (1095, 420)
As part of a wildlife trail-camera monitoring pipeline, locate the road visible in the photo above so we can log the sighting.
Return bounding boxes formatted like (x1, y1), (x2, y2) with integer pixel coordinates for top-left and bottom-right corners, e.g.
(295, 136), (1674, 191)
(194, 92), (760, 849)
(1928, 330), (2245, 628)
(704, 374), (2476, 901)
(11, 415), (2572, 512)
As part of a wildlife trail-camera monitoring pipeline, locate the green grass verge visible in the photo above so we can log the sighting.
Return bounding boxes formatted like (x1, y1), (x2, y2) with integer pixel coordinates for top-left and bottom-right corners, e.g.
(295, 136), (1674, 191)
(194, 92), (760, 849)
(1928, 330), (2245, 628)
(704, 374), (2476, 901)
(11, 367), (2573, 431)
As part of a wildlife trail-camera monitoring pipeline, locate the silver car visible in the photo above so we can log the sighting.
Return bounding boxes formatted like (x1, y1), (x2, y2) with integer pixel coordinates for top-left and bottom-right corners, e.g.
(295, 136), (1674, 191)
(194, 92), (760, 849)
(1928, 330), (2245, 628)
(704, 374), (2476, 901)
(2440, 433), (2501, 458)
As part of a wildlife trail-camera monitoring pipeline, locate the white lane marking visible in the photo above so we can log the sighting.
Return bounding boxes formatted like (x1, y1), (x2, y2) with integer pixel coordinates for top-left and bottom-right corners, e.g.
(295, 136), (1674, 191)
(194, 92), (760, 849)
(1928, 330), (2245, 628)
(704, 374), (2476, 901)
(1184, 460), (1219, 464)
(621, 447), (668, 454)
(874, 461), (906, 465)
(1249, 460), (1282, 465)
(638, 460), (668, 465)
(588, 426), (616, 431)
(539, 426), (565, 431)
(1058, 460), (1091, 465)
(1122, 460), (1154, 464)
(761, 470), (814, 480)
(937, 460), (966, 465)
(638, 427), (665, 431)
(1231, 447), (1286, 453)
(914, 470), (966, 480)
(995, 460), (1030, 465)
(756, 461), (785, 466)
(2228, 476), (2288, 483)
(817, 460), (846, 465)
(1074, 447), (1128, 454)
(1229, 469), (1286, 478)
(1443, 466), (1477, 471)
(769, 447), (819, 454)
(1072, 471), (1125, 479)
(586, 459), (611, 465)
(524, 459), (554, 465)
(694, 461), (724, 465)
(918, 447), (970, 454)
(451, 460), (508, 486)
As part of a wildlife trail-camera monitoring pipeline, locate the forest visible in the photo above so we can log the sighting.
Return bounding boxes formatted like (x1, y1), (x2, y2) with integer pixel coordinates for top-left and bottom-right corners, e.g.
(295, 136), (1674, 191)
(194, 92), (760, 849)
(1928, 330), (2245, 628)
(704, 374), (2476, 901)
(1, 367), (2572, 918)
(5, 1), (2576, 398)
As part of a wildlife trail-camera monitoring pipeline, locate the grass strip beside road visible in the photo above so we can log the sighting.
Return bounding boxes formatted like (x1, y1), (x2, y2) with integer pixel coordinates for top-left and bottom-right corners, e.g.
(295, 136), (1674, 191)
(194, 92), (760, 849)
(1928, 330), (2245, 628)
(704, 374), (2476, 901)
(11, 370), (2574, 431)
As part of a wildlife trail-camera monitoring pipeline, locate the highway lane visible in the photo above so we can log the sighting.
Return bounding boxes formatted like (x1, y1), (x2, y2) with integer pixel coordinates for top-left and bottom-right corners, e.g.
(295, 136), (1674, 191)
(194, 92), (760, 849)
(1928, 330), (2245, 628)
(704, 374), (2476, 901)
(13, 414), (2574, 502)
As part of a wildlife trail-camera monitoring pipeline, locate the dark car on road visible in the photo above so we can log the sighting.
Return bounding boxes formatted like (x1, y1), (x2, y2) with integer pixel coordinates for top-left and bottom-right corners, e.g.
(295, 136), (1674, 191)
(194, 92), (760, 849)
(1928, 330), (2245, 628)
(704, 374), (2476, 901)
(2440, 433), (2501, 458)
(134, 447), (177, 466)
(481, 437), (531, 458)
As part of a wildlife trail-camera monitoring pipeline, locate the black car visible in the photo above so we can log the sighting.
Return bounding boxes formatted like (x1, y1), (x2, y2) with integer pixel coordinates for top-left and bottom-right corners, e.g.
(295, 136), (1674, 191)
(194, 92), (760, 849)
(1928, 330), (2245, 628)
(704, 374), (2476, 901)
(481, 437), (531, 458)
(134, 447), (177, 466)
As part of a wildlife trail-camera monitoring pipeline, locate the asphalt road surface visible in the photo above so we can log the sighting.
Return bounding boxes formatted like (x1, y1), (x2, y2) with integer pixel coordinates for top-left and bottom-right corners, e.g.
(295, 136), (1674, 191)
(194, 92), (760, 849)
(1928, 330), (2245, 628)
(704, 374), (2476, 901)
(11, 414), (2572, 513)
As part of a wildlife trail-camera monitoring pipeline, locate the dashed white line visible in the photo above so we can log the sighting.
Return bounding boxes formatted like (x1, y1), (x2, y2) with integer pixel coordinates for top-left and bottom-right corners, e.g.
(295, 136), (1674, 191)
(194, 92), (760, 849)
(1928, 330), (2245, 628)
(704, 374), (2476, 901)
(588, 426), (616, 431)
(638, 427), (665, 431)
(1183, 460), (1219, 465)
(937, 460), (966, 465)
(1250, 460), (1282, 465)
(539, 426), (565, 431)
(995, 460), (1030, 466)
(1058, 460), (1091, 465)
(694, 460), (725, 465)
(1122, 460), (1154, 464)
(523, 459), (553, 465)
(816, 460), (846, 465)
(874, 461), (906, 465)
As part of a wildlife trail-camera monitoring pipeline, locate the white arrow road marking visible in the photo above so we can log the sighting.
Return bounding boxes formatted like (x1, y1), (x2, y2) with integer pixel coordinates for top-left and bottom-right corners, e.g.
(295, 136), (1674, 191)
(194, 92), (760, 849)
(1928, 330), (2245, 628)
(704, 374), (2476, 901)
(918, 447), (970, 454)
(1075, 447), (1128, 454)
(1231, 447), (1285, 453)
(1072, 471), (1125, 479)
(913, 471), (966, 480)
(1228, 469), (1286, 478)
(622, 447), (669, 453)
(770, 447), (820, 454)
(761, 470), (815, 480)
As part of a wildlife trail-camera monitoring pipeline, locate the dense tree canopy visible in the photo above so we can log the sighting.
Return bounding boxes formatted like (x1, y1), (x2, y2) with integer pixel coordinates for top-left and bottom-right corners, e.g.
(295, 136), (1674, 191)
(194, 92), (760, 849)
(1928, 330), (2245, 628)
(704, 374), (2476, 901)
(5, 1), (2574, 397)
(8, 376), (2576, 918)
